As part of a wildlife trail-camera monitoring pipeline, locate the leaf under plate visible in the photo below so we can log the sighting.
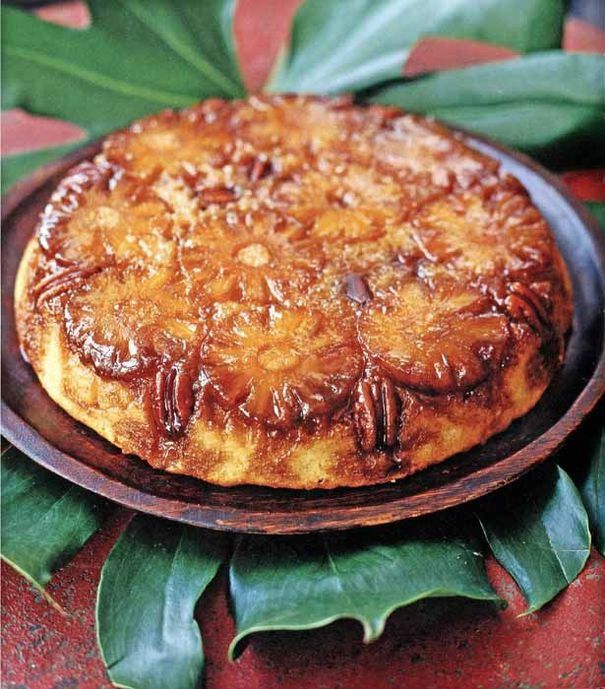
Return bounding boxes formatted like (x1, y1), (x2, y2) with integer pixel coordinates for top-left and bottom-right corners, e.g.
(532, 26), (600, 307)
(578, 427), (605, 555)
(266, 0), (564, 93)
(478, 465), (591, 613)
(229, 518), (500, 659)
(1, 445), (107, 592)
(96, 514), (227, 689)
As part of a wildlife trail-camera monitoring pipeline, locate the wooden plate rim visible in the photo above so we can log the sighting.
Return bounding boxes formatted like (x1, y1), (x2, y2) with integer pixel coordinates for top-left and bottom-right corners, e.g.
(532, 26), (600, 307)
(2, 130), (604, 534)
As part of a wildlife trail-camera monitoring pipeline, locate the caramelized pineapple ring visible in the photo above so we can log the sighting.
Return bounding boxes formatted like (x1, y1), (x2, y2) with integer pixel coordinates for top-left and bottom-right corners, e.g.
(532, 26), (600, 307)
(359, 280), (510, 393)
(311, 208), (385, 245)
(201, 306), (363, 427)
(103, 101), (235, 178)
(38, 162), (173, 268)
(412, 184), (551, 278)
(64, 268), (200, 378)
(180, 216), (324, 306)
(372, 115), (497, 186)
(232, 95), (346, 149)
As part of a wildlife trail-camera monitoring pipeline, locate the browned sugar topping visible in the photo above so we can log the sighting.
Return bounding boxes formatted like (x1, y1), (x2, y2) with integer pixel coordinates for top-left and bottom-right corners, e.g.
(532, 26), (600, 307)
(29, 95), (568, 450)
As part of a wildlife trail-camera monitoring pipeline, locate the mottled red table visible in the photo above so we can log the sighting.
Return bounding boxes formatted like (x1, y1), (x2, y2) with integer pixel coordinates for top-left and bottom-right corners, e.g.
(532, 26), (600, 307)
(2, 3), (605, 688)
(2, 526), (605, 689)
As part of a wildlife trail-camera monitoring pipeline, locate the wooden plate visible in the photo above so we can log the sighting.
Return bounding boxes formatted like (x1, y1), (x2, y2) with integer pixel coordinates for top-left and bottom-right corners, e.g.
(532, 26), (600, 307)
(2, 134), (604, 534)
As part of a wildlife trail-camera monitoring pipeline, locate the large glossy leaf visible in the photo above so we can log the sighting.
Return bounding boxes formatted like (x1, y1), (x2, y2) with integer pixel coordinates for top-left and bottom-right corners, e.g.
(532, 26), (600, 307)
(1, 445), (107, 592)
(266, 0), (563, 93)
(97, 515), (226, 689)
(367, 52), (605, 158)
(229, 520), (500, 659)
(478, 466), (591, 613)
(1, 0), (244, 139)
(579, 427), (605, 555)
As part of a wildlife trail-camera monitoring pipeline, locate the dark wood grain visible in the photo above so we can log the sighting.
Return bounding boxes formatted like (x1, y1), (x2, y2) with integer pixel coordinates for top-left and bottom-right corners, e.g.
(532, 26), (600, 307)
(2, 134), (604, 534)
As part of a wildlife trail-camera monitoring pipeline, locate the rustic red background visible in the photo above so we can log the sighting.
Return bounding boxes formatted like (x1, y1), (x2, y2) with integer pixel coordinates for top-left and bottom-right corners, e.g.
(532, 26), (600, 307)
(2, 2), (605, 688)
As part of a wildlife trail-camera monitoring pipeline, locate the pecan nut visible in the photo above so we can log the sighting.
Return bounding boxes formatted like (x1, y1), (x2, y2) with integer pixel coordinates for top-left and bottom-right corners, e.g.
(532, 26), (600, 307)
(345, 273), (372, 305)
(353, 375), (399, 452)
(503, 282), (549, 335)
(34, 265), (102, 307)
(153, 364), (194, 437)
(249, 156), (272, 183)
(198, 186), (237, 207)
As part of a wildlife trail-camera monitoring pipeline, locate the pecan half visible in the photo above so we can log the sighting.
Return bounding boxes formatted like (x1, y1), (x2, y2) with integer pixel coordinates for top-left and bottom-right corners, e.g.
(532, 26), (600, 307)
(345, 273), (372, 305)
(353, 375), (399, 452)
(249, 156), (272, 183)
(503, 282), (549, 335)
(34, 265), (101, 307)
(198, 186), (236, 207)
(153, 364), (194, 438)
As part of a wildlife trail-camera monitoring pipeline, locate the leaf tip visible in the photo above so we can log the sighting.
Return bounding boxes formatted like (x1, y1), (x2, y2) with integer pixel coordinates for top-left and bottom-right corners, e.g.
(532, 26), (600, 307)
(362, 618), (385, 644)
(227, 633), (246, 663)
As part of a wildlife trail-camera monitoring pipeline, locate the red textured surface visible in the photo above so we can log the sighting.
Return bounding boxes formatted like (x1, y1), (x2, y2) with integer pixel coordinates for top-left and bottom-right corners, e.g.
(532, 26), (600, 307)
(564, 17), (605, 53)
(234, 0), (302, 92)
(561, 170), (605, 202)
(2, 534), (605, 689)
(403, 38), (518, 77)
(2, 3), (605, 688)
(2, 109), (85, 156)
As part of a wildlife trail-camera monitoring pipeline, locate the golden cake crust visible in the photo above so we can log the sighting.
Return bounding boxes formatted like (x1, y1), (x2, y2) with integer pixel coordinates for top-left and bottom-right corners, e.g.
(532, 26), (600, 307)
(15, 95), (573, 489)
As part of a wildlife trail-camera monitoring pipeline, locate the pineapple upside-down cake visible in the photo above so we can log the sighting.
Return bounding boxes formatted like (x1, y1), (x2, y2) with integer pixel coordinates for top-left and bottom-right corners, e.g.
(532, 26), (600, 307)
(15, 95), (572, 488)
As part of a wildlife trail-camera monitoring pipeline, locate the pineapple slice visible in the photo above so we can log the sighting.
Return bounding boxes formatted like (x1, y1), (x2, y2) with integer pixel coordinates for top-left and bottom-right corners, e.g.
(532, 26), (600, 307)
(38, 162), (173, 268)
(38, 161), (112, 264)
(413, 195), (503, 274)
(180, 216), (324, 306)
(103, 101), (234, 178)
(201, 305), (362, 427)
(64, 268), (200, 378)
(233, 95), (343, 150)
(359, 279), (510, 393)
(412, 187), (551, 278)
(372, 115), (497, 188)
(310, 208), (385, 246)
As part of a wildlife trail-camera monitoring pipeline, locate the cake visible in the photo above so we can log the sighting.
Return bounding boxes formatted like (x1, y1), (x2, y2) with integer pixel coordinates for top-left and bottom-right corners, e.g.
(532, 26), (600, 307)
(15, 95), (573, 488)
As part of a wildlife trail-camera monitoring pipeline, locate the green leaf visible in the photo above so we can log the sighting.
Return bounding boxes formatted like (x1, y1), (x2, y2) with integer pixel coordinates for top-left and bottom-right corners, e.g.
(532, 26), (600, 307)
(1, 0), (244, 139)
(1, 140), (88, 194)
(478, 465), (591, 613)
(366, 52), (605, 159)
(1, 0), (244, 192)
(266, 0), (564, 93)
(586, 202), (605, 231)
(579, 427), (605, 555)
(97, 515), (227, 689)
(229, 520), (500, 659)
(1, 445), (107, 592)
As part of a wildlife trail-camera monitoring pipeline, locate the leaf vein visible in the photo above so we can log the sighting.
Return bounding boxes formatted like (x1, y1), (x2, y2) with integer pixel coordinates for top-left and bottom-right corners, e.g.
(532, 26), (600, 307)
(116, 0), (241, 96)
(5, 44), (195, 108)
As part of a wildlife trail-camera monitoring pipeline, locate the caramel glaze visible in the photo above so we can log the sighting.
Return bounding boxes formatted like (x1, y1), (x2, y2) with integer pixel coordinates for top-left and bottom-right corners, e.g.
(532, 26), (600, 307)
(21, 95), (572, 481)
